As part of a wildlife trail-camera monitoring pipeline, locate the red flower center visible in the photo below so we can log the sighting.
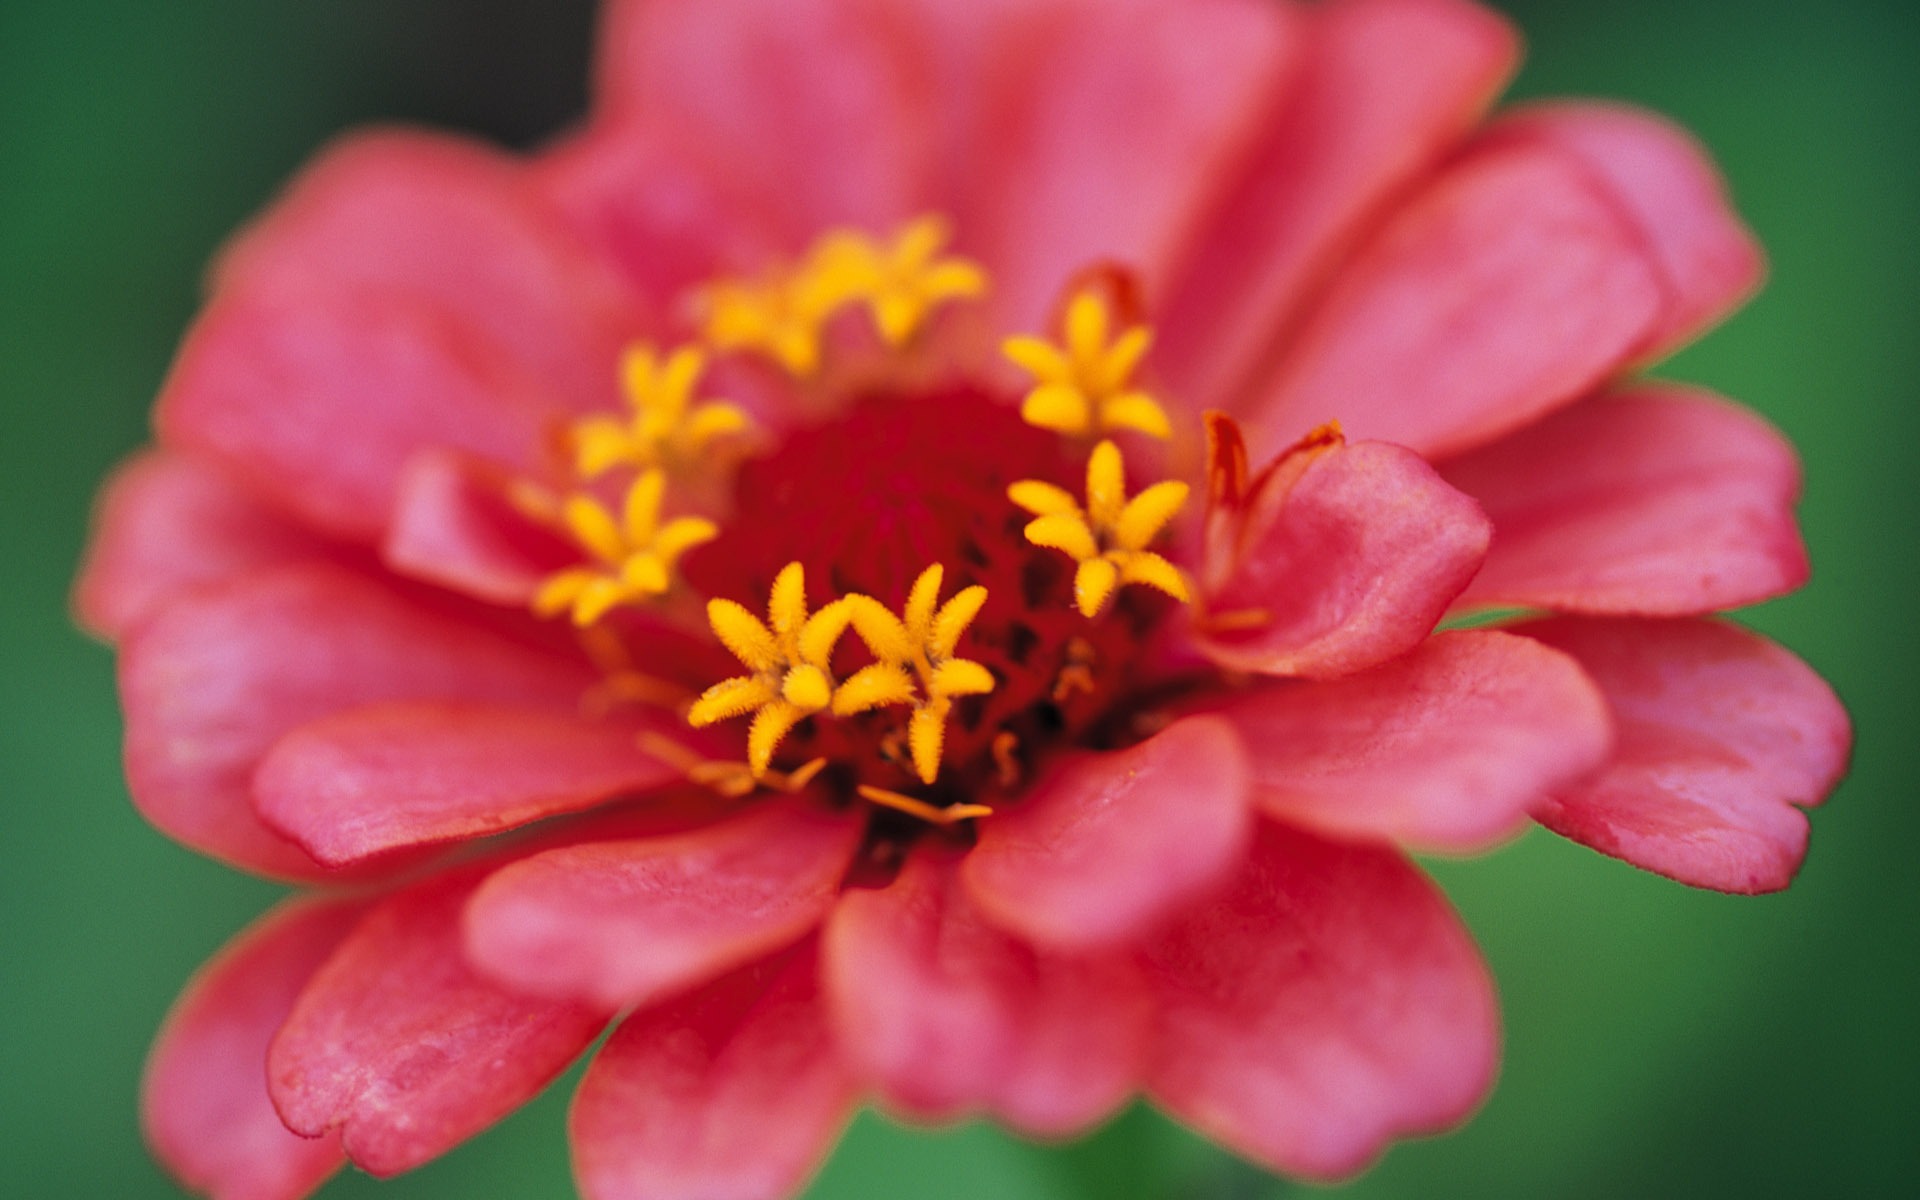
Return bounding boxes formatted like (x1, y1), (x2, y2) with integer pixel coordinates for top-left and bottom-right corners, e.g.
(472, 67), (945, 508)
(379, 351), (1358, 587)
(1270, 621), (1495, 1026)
(681, 383), (1176, 812)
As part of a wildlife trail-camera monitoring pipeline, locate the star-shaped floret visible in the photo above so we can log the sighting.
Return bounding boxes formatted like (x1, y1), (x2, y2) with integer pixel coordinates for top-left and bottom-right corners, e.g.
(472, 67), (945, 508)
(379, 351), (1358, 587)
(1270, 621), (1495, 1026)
(533, 470), (718, 625)
(1010, 440), (1191, 618)
(569, 343), (753, 478)
(1002, 286), (1172, 440)
(687, 562), (857, 776)
(811, 216), (988, 347)
(833, 564), (996, 784)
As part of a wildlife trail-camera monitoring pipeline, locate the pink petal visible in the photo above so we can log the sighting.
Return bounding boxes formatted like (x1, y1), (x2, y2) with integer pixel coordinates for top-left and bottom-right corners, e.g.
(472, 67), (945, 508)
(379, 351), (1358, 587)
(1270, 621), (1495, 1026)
(1161, 0), (1518, 409)
(825, 848), (1148, 1137)
(143, 898), (366, 1200)
(962, 716), (1251, 949)
(943, 0), (1299, 332)
(597, 0), (932, 240)
(213, 129), (641, 413)
(1198, 433), (1491, 679)
(156, 287), (562, 543)
(535, 117), (782, 307)
(1522, 617), (1851, 893)
(1441, 385), (1808, 616)
(119, 563), (589, 880)
(463, 799), (862, 1010)
(1479, 101), (1764, 359)
(571, 944), (856, 1200)
(255, 702), (688, 866)
(73, 449), (331, 643)
(268, 866), (605, 1176)
(382, 450), (576, 607)
(1202, 630), (1612, 852)
(1142, 821), (1499, 1180)
(1242, 140), (1665, 460)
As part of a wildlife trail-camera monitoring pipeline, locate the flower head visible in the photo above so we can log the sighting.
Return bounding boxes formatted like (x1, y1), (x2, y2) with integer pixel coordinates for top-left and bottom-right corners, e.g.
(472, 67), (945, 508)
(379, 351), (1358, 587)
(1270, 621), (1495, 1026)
(77, 2), (1850, 1200)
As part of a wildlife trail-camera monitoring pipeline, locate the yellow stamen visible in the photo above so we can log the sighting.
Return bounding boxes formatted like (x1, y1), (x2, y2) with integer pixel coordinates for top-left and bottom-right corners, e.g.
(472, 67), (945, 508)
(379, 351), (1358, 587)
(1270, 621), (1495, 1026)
(1003, 287), (1173, 440)
(688, 563), (857, 776)
(570, 343), (754, 479)
(837, 564), (996, 784)
(1009, 440), (1192, 618)
(856, 784), (993, 826)
(702, 215), (987, 376)
(532, 470), (718, 625)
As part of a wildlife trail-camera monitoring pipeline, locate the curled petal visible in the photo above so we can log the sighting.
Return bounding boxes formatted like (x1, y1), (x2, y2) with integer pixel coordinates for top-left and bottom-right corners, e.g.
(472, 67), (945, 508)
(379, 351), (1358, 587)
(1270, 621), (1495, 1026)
(119, 563), (589, 880)
(1198, 434), (1489, 679)
(963, 716), (1252, 950)
(1241, 140), (1665, 460)
(464, 799), (863, 1010)
(254, 702), (688, 866)
(1202, 630), (1612, 852)
(572, 945), (856, 1200)
(825, 849), (1150, 1137)
(383, 451), (577, 607)
(1478, 101), (1765, 358)
(144, 898), (366, 1200)
(1522, 617), (1850, 893)
(268, 866), (605, 1176)
(1143, 822), (1499, 1180)
(1442, 386), (1808, 616)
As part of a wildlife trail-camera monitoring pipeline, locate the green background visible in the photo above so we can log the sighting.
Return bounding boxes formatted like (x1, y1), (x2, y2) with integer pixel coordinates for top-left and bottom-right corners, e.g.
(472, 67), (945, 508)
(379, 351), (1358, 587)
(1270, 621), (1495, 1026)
(3, 1), (1914, 1195)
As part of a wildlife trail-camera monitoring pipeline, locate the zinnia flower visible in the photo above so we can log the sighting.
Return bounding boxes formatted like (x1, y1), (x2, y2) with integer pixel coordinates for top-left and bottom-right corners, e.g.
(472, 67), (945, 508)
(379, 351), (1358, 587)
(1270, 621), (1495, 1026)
(77, 1), (1852, 1198)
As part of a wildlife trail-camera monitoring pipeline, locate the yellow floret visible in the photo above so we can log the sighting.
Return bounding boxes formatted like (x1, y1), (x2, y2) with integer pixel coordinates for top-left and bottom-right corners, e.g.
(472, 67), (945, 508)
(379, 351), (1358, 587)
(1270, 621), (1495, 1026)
(1002, 287), (1173, 440)
(1008, 440), (1191, 618)
(532, 470), (718, 625)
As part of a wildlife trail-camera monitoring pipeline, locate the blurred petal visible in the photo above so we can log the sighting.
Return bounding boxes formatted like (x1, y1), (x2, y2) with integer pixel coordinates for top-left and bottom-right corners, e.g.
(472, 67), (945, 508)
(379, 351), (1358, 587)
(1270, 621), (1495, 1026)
(536, 117), (781, 306)
(1442, 385), (1808, 616)
(268, 867), (605, 1176)
(1523, 617), (1851, 893)
(74, 449), (329, 642)
(1162, 0), (1518, 408)
(157, 288), (562, 542)
(826, 848), (1148, 1136)
(597, 0), (932, 238)
(1243, 141), (1664, 460)
(962, 716), (1252, 949)
(382, 450), (576, 607)
(464, 799), (862, 1010)
(1143, 821), (1498, 1180)
(944, 0), (1300, 333)
(213, 129), (640, 411)
(119, 563), (588, 880)
(572, 945), (855, 1200)
(1479, 101), (1764, 357)
(1204, 630), (1612, 852)
(1199, 436), (1490, 679)
(255, 702), (686, 866)
(144, 898), (366, 1200)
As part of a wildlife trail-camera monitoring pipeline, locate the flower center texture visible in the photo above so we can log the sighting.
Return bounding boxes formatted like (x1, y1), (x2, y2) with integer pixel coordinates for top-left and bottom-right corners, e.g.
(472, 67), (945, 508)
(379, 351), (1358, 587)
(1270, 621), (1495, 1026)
(525, 216), (1193, 832)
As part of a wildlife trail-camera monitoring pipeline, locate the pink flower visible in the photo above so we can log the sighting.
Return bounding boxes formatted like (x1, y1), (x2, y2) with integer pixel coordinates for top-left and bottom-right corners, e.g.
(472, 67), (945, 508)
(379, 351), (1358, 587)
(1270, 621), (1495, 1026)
(78, 1), (1851, 1198)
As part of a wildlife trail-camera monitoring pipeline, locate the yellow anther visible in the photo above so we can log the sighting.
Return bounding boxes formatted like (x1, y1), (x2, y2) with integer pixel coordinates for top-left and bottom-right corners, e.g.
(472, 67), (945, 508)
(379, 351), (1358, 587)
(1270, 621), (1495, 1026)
(569, 343), (753, 478)
(1003, 287), (1173, 440)
(688, 563), (857, 776)
(533, 470), (718, 625)
(1009, 440), (1192, 619)
(835, 564), (996, 784)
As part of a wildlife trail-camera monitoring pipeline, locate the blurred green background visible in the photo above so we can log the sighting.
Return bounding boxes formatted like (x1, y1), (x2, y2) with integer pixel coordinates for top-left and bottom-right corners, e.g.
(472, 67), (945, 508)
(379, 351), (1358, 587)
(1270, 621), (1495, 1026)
(2, 0), (1914, 1195)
